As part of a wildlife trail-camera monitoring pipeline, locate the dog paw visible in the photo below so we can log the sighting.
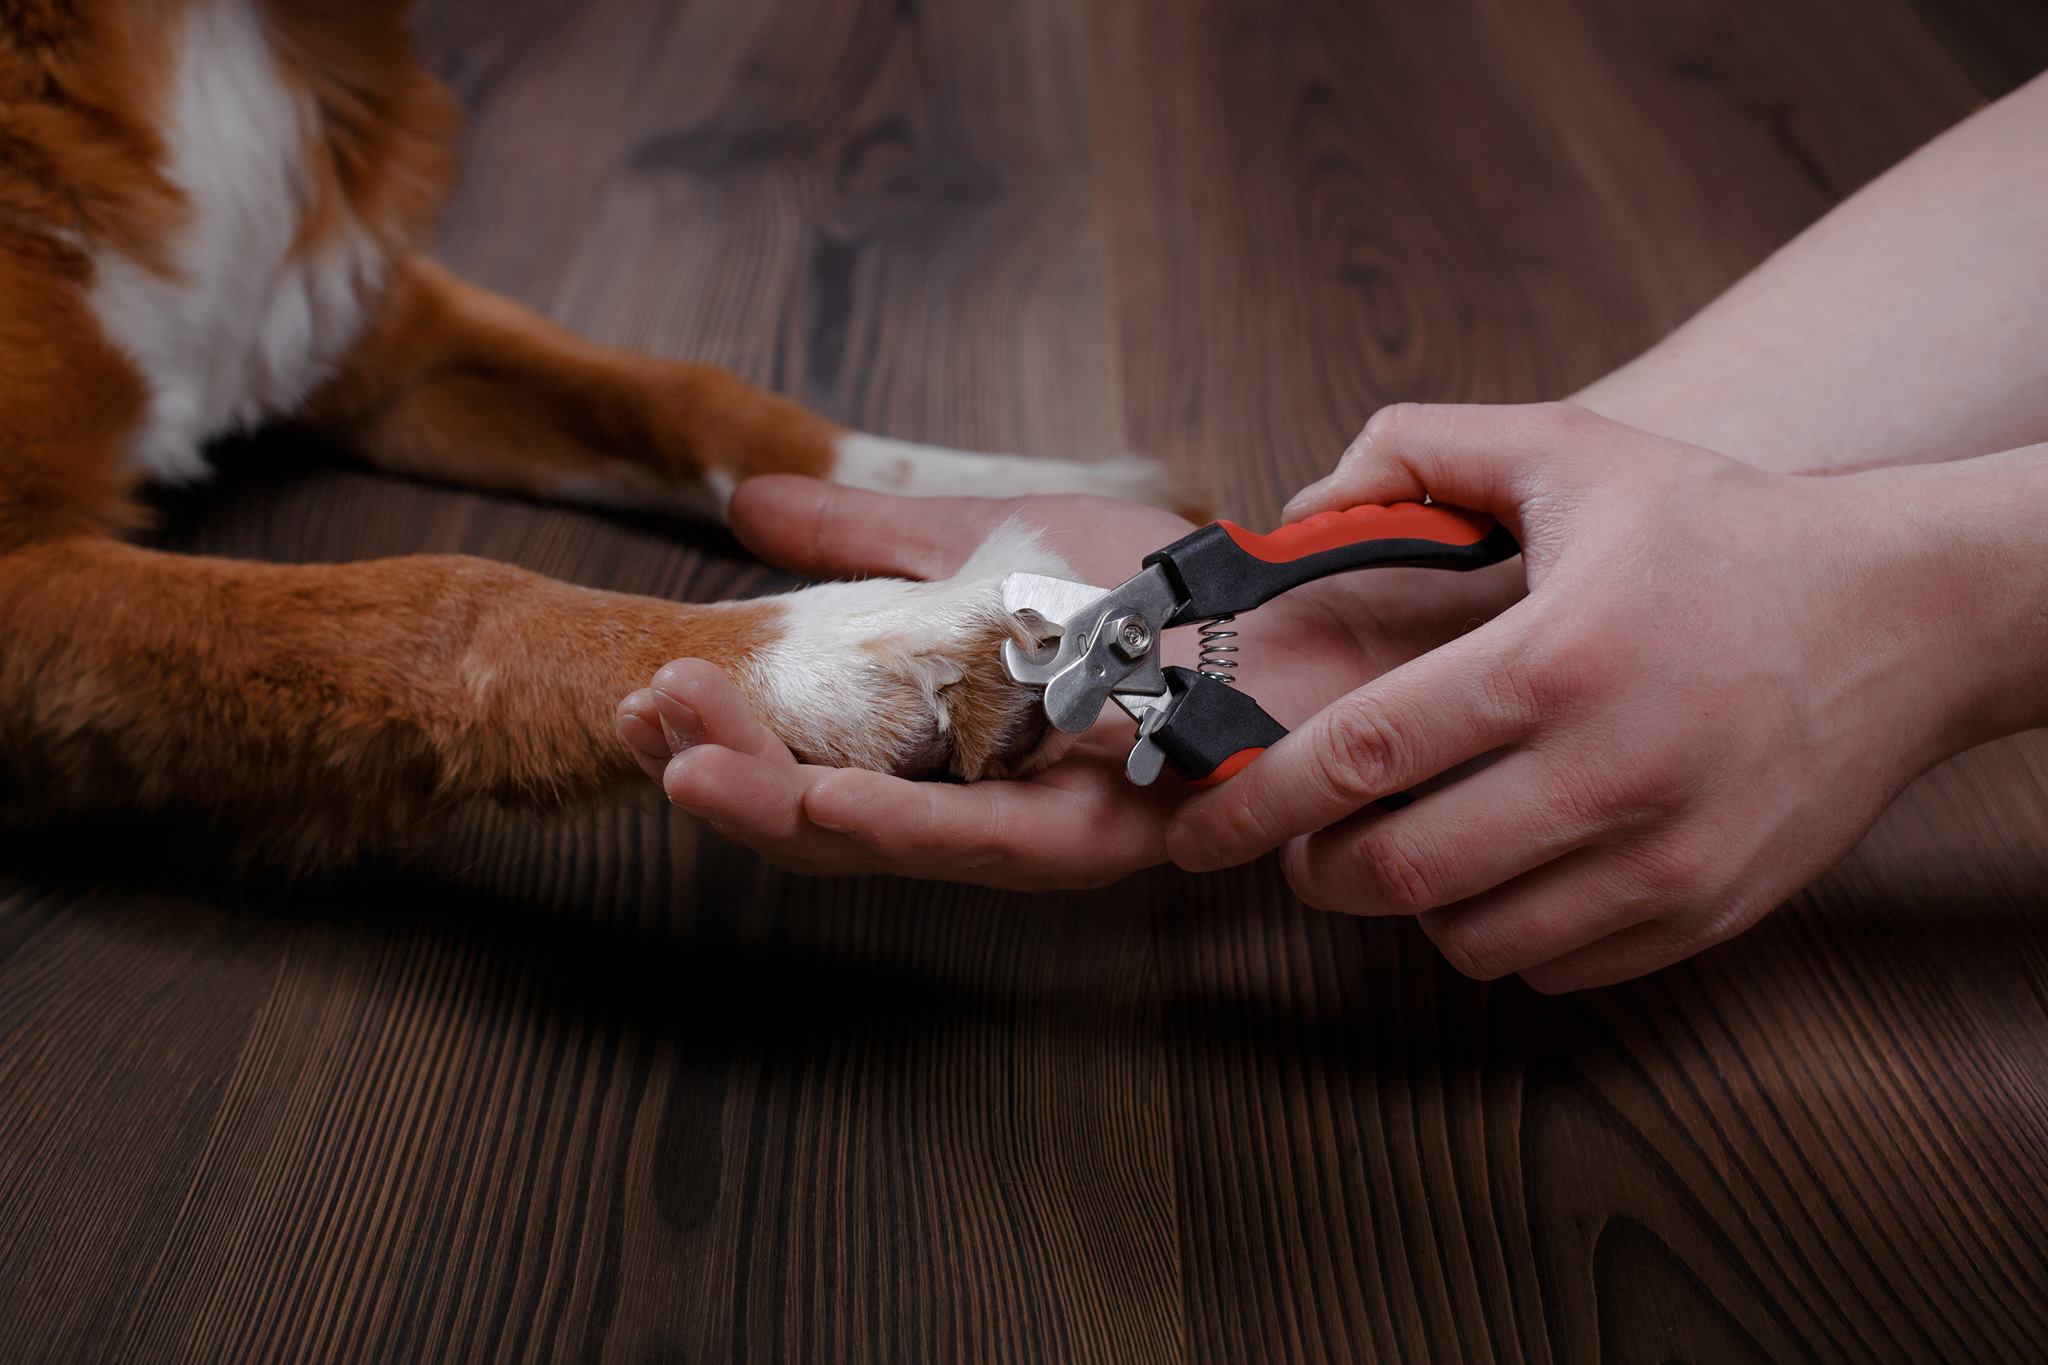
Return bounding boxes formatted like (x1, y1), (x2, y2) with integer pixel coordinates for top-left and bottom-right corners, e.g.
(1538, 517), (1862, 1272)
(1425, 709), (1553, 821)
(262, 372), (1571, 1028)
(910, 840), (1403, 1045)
(735, 519), (1081, 779)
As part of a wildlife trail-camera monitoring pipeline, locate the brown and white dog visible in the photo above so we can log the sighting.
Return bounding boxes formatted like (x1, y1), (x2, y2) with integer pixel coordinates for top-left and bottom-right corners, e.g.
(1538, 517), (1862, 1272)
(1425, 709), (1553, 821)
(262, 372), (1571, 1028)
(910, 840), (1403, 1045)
(0, 0), (1196, 865)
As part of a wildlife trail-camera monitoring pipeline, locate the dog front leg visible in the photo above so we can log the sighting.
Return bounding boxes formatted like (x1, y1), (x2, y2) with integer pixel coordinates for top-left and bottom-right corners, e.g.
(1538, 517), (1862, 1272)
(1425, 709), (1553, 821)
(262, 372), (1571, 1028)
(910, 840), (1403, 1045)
(0, 534), (774, 865)
(0, 526), (1072, 866)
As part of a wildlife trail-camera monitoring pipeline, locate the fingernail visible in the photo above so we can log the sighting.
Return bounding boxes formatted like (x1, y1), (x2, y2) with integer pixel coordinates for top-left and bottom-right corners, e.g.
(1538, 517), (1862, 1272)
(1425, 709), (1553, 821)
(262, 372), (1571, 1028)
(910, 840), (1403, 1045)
(617, 712), (666, 757)
(651, 689), (701, 752)
(1279, 491), (1319, 521)
(1283, 473), (1340, 522)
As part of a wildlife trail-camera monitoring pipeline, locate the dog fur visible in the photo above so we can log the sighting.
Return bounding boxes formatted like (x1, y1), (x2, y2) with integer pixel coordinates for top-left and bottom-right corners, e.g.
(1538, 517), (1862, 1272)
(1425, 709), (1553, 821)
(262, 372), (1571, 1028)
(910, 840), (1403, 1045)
(0, 0), (1196, 865)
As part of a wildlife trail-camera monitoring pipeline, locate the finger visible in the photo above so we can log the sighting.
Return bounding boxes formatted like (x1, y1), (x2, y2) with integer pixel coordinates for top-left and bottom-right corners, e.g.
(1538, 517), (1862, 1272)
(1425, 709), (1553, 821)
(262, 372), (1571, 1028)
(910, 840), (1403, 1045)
(1166, 620), (1541, 871)
(728, 476), (1016, 580)
(1279, 748), (1616, 916)
(662, 740), (1174, 889)
(661, 745), (801, 838)
(802, 764), (1176, 890)
(1282, 400), (1607, 522)
(661, 745), (885, 876)
(615, 691), (673, 782)
(1514, 902), (1759, 994)
(649, 658), (794, 766)
(1413, 847), (1666, 982)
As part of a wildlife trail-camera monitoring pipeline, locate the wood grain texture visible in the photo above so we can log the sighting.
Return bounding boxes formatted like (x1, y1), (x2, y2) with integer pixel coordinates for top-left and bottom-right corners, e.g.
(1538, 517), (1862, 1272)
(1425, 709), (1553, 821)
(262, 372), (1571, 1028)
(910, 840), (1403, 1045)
(3, 1), (2046, 1360)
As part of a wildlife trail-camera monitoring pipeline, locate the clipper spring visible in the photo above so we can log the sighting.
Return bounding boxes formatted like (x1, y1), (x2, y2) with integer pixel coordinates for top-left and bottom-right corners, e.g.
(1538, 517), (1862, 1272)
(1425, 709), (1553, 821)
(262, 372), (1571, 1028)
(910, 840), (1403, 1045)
(1197, 615), (1240, 683)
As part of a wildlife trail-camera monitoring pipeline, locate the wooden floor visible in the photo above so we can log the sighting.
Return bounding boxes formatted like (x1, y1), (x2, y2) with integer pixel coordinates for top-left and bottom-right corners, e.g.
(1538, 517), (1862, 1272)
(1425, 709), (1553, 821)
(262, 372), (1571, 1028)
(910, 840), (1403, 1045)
(6, 1), (2048, 1360)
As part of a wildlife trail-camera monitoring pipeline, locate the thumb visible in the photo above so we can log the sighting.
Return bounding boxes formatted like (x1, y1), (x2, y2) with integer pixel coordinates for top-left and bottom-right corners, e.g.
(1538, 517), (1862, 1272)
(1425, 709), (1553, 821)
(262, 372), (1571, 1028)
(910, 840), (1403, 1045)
(728, 476), (1017, 580)
(1282, 401), (1603, 526)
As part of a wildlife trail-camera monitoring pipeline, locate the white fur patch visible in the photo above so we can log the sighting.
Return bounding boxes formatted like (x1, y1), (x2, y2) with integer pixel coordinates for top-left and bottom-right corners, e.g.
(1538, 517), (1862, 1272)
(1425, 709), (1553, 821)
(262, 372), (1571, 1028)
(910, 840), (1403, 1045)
(738, 519), (1078, 774)
(86, 0), (388, 483)
(833, 432), (1191, 510)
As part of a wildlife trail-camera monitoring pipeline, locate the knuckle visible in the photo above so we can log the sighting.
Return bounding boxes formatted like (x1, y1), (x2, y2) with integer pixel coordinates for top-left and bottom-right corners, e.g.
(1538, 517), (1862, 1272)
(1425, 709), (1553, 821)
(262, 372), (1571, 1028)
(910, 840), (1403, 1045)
(1356, 828), (1446, 914)
(1435, 917), (1522, 982)
(972, 811), (1031, 869)
(1541, 762), (1621, 840)
(1479, 650), (1545, 732)
(1206, 783), (1277, 856)
(1360, 402), (1417, 451)
(1522, 622), (1610, 712)
(1622, 837), (1714, 901)
(1525, 709), (1694, 836)
(1316, 700), (1403, 802)
(1685, 894), (1765, 954)
(1614, 762), (1690, 830)
(1529, 744), (1673, 844)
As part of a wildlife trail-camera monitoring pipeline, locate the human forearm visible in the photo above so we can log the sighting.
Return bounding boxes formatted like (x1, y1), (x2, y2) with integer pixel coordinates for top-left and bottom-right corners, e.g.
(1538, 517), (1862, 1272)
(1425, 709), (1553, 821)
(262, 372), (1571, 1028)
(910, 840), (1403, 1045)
(1868, 442), (2048, 752)
(1573, 73), (2048, 473)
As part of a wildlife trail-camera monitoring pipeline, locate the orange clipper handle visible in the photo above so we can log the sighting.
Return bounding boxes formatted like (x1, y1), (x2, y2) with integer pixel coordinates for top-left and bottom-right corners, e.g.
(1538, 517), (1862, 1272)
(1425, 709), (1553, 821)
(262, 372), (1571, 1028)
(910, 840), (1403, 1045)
(1143, 502), (1519, 625)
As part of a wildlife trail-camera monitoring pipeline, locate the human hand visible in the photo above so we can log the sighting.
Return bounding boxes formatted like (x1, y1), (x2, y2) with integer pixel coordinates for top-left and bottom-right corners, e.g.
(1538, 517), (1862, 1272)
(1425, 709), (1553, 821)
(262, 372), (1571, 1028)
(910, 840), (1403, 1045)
(615, 473), (1525, 889)
(615, 482), (1195, 889)
(1168, 402), (1991, 990)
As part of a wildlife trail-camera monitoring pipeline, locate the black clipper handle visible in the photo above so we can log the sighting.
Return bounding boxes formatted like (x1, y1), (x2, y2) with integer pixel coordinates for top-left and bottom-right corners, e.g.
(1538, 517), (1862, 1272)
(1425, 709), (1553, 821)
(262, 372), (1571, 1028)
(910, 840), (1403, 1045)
(1152, 667), (1288, 784)
(1145, 503), (1519, 625)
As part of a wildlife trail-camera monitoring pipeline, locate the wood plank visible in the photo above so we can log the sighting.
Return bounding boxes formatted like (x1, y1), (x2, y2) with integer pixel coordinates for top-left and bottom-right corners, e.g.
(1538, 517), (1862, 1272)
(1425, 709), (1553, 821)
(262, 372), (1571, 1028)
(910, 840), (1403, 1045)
(1088, 1), (2048, 1358)
(1, 0), (2044, 1361)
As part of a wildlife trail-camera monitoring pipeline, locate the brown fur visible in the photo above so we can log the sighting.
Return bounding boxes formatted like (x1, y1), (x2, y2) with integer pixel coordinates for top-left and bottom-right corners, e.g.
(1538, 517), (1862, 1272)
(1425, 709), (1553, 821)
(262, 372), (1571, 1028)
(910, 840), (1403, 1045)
(0, 0), (915, 866)
(919, 620), (1055, 781)
(305, 258), (840, 502)
(0, 537), (780, 866)
(0, 1), (188, 274)
(258, 1), (462, 254)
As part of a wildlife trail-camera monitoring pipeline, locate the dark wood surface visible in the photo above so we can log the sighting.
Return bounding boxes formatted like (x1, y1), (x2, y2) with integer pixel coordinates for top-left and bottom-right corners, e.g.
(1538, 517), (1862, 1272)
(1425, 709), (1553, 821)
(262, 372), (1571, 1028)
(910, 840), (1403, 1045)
(6, 1), (2047, 1360)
